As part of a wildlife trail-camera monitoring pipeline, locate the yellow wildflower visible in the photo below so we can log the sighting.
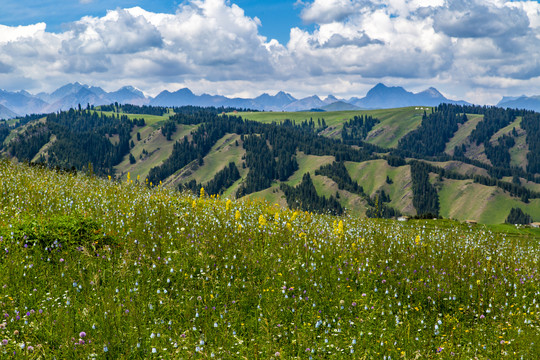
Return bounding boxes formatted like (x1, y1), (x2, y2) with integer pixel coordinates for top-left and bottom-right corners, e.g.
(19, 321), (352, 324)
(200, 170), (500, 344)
(259, 215), (267, 228)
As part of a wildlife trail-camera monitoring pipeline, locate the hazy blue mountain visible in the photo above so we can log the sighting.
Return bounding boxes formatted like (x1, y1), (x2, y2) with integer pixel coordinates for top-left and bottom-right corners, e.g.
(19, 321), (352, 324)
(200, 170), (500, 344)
(107, 86), (148, 105)
(151, 88), (273, 109)
(151, 88), (212, 107)
(283, 95), (327, 112)
(0, 89), (48, 115)
(0, 104), (18, 120)
(349, 83), (469, 109)
(44, 87), (106, 112)
(323, 95), (339, 104)
(253, 91), (296, 111)
(39, 82), (90, 103)
(321, 101), (361, 111)
(0, 82), (478, 116)
(497, 95), (540, 112)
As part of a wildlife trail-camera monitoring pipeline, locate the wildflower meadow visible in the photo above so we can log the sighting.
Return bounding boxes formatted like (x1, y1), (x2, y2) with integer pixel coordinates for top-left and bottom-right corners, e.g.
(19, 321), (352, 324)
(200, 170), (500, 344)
(0, 159), (538, 358)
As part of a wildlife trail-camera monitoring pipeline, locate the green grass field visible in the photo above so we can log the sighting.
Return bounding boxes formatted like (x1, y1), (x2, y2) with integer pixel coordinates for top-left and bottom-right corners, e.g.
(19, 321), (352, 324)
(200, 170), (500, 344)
(0, 160), (538, 358)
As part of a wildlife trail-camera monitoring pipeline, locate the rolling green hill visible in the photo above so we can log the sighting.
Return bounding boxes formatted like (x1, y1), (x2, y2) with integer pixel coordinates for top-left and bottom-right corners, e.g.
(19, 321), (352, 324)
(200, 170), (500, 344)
(3, 104), (539, 224)
(238, 107), (427, 147)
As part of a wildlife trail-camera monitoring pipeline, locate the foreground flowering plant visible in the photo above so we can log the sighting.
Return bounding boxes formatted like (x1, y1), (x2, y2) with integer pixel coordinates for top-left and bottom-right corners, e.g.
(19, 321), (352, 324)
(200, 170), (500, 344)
(0, 160), (538, 358)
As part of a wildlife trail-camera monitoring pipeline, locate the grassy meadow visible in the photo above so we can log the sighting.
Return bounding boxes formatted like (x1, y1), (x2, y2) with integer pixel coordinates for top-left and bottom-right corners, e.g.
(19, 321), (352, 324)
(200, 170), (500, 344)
(0, 160), (539, 358)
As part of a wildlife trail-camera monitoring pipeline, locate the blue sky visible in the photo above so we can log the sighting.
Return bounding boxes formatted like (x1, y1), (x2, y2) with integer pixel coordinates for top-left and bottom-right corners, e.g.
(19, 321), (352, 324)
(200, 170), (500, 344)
(2, 0), (540, 104)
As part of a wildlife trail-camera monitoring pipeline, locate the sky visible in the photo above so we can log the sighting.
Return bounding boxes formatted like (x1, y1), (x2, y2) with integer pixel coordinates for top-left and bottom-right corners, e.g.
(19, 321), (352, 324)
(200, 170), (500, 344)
(1, 0), (540, 104)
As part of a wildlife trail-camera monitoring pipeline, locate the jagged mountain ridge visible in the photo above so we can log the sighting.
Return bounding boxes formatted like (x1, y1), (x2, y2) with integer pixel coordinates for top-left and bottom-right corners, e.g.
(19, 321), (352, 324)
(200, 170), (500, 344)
(0, 82), (471, 119)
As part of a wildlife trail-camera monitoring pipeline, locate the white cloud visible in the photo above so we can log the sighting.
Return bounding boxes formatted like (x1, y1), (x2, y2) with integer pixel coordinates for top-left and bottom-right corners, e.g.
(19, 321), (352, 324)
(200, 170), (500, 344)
(1, 0), (540, 103)
(301, 0), (362, 24)
(63, 9), (163, 55)
(0, 23), (47, 44)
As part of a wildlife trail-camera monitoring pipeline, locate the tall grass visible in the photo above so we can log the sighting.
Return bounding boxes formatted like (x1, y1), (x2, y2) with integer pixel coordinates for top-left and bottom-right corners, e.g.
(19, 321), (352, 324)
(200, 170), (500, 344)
(0, 159), (538, 358)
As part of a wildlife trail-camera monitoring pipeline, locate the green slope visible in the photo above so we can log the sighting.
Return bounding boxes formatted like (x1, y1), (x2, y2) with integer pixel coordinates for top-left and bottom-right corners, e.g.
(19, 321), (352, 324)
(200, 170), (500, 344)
(345, 159), (415, 215)
(285, 152), (335, 187)
(165, 133), (247, 189)
(491, 117), (522, 141)
(444, 114), (483, 154)
(424, 160), (489, 177)
(7, 107), (538, 225)
(438, 179), (540, 224)
(114, 124), (198, 182)
(237, 107), (426, 148)
(363, 107), (426, 148)
(244, 184), (288, 208)
(312, 174), (368, 215)
(95, 110), (170, 126)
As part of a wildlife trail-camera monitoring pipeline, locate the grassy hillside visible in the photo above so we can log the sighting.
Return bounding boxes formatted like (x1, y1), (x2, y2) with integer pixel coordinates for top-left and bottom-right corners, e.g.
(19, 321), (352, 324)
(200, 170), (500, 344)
(363, 107), (426, 148)
(509, 127), (529, 170)
(165, 133), (248, 192)
(286, 152), (335, 187)
(0, 160), (538, 358)
(444, 114), (484, 154)
(115, 124), (198, 181)
(2, 116), (47, 147)
(237, 107), (426, 148)
(423, 160), (489, 177)
(438, 179), (540, 224)
(346, 160), (415, 215)
(491, 117), (522, 141)
(4, 106), (538, 225)
(95, 110), (170, 126)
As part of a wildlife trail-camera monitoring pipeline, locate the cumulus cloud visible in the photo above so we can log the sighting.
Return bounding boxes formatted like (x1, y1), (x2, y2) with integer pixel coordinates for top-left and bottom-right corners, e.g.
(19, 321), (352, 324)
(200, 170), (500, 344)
(1, 0), (540, 104)
(62, 9), (163, 55)
(432, 1), (530, 39)
(293, 0), (540, 103)
(0, 0), (278, 91)
(301, 0), (365, 24)
(0, 23), (47, 43)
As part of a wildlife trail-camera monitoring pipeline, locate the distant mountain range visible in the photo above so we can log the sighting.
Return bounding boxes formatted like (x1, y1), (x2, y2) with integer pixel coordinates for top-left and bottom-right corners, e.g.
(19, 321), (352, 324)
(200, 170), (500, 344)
(5, 81), (527, 120)
(0, 83), (147, 119)
(497, 95), (540, 112)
